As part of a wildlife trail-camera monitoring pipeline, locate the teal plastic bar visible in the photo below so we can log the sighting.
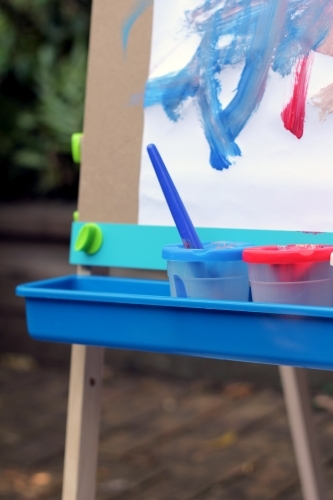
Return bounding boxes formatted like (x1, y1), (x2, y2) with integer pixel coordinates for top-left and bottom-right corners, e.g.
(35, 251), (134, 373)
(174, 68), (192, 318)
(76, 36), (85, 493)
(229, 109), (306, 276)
(69, 222), (333, 270)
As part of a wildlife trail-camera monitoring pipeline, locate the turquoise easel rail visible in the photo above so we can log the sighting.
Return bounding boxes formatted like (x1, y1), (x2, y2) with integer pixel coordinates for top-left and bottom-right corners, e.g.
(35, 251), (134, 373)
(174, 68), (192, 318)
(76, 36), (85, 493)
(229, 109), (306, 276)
(70, 222), (333, 269)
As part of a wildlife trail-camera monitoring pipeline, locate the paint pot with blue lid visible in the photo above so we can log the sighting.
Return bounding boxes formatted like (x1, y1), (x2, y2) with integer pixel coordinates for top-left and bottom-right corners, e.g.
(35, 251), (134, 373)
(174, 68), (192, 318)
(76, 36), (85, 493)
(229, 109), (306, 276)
(162, 241), (253, 300)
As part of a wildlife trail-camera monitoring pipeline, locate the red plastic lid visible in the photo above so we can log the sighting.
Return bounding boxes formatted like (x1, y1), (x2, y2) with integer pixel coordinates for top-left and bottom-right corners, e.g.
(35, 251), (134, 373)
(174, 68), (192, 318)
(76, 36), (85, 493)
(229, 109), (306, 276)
(243, 244), (333, 264)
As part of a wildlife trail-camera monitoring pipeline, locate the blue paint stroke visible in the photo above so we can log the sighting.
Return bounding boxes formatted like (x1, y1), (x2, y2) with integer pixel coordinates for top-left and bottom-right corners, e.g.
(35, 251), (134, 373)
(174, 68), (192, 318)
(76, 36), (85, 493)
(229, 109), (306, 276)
(122, 0), (153, 52)
(144, 0), (333, 170)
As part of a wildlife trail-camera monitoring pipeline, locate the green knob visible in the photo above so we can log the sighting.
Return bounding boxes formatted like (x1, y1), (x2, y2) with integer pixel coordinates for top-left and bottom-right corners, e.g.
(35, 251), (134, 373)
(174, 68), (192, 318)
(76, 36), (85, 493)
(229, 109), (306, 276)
(71, 133), (83, 163)
(75, 223), (103, 255)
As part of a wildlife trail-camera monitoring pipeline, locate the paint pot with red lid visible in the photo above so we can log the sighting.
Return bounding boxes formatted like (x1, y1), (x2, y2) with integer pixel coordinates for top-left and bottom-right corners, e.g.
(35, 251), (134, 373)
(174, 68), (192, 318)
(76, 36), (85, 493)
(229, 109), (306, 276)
(242, 244), (333, 306)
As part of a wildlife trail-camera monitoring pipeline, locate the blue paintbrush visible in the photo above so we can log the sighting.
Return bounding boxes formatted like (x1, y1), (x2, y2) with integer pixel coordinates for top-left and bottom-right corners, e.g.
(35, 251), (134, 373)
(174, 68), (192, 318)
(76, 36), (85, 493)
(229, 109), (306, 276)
(147, 144), (203, 249)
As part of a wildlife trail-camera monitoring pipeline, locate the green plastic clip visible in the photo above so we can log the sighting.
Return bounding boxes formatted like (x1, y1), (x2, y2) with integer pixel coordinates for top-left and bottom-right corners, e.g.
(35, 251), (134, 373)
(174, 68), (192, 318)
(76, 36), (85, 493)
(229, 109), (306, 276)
(71, 133), (83, 163)
(74, 223), (103, 255)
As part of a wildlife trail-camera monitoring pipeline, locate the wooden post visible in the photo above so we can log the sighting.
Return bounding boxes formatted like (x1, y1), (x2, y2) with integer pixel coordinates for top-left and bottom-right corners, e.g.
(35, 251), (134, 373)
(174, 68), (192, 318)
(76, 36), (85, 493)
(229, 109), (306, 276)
(60, 1), (152, 496)
(62, 344), (104, 500)
(279, 366), (326, 500)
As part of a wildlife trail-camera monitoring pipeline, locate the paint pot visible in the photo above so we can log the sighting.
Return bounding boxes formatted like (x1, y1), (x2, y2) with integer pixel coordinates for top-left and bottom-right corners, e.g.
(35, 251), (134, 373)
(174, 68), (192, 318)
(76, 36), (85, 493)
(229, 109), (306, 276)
(162, 241), (253, 300)
(243, 244), (333, 306)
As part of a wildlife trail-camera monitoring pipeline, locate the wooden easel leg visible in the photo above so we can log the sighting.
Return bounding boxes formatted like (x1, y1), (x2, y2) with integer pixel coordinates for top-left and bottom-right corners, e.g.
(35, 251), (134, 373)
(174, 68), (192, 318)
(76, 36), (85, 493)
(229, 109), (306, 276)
(62, 344), (104, 500)
(279, 366), (326, 500)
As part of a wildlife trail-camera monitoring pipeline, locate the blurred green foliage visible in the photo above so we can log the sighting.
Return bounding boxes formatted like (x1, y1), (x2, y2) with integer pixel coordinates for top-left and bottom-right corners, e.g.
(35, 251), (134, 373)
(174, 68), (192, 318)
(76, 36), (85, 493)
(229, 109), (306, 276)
(0, 0), (91, 200)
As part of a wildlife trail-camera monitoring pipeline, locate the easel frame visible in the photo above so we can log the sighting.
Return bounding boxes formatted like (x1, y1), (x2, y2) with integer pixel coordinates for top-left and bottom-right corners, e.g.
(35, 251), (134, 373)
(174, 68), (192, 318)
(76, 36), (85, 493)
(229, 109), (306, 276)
(67, 0), (328, 497)
(19, 1), (332, 498)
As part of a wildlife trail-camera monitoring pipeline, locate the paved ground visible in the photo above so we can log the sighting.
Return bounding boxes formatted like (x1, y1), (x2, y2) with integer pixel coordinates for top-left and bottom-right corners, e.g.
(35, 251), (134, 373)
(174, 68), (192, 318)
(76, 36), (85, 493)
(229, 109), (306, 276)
(1, 356), (333, 500)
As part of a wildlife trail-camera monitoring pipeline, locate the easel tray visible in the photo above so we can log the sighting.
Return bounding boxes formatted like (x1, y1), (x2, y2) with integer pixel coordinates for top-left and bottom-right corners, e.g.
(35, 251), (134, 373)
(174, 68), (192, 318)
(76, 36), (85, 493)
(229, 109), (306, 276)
(16, 275), (333, 370)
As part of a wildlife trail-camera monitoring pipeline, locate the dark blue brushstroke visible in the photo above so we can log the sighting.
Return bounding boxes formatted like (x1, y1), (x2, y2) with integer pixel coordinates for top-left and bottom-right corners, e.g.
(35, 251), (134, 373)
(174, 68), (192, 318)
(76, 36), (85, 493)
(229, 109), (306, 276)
(174, 276), (187, 298)
(122, 0), (153, 52)
(144, 0), (333, 170)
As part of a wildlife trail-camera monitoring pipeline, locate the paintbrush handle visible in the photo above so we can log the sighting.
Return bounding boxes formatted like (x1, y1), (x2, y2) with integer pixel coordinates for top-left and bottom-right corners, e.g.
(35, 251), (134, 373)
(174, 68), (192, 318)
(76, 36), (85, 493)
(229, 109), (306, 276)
(147, 144), (203, 249)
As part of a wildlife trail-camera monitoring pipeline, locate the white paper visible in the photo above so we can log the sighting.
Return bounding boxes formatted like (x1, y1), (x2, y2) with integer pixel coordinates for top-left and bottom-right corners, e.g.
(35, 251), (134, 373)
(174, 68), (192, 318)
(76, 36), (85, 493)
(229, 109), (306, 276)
(138, 0), (333, 232)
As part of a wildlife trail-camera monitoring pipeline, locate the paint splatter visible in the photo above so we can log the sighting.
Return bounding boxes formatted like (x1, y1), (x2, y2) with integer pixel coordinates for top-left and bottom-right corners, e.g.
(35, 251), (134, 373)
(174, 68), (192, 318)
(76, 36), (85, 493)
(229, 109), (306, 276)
(312, 82), (333, 120)
(144, 0), (333, 170)
(122, 0), (153, 52)
(281, 55), (313, 139)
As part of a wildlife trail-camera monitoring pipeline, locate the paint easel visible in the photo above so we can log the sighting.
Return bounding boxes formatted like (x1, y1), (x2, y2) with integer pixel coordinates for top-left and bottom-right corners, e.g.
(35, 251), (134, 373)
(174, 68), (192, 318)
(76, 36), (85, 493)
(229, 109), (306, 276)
(17, 2), (332, 499)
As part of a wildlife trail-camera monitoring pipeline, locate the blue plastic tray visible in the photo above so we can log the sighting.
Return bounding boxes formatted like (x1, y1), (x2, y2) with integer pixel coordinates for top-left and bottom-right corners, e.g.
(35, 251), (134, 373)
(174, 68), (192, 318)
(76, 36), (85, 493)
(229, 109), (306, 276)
(16, 275), (333, 370)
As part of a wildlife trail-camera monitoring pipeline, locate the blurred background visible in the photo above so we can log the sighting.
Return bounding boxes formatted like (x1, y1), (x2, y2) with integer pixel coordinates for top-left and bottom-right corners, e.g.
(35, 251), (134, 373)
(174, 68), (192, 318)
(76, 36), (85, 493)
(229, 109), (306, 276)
(0, 0), (89, 201)
(0, 0), (88, 365)
(2, 2), (333, 499)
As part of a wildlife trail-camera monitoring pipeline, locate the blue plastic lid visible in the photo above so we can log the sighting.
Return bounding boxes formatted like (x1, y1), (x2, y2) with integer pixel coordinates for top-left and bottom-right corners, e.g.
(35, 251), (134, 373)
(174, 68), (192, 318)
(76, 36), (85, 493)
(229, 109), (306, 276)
(162, 241), (253, 262)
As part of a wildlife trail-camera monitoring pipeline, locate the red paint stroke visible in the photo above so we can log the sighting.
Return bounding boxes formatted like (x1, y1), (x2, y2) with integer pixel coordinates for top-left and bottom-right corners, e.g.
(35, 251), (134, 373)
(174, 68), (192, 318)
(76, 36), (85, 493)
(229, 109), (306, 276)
(281, 55), (313, 139)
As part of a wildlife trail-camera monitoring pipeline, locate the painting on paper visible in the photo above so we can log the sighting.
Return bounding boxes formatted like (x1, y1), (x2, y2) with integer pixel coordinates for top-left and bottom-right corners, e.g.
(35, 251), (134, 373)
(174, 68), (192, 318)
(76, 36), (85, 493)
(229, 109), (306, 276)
(137, 0), (333, 233)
